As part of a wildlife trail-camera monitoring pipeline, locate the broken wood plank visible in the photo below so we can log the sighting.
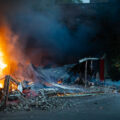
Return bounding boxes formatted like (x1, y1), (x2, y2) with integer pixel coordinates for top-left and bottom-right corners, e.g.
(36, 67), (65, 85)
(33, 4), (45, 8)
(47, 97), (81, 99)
(9, 76), (19, 85)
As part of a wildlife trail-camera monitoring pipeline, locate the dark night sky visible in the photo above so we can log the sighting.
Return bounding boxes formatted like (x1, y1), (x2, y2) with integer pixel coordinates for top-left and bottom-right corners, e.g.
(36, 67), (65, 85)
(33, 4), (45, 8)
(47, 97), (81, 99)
(0, 0), (120, 66)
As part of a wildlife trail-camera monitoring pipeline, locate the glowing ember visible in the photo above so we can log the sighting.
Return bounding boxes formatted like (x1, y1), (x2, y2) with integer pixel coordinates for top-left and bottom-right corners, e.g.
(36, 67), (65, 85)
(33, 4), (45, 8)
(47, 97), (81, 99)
(0, 50), (7, 76)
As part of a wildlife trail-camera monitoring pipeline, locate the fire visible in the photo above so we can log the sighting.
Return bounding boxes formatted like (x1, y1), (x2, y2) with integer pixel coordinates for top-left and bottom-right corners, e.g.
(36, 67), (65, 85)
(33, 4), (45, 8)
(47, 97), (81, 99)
(57, 80), (62, 84)
(0, 24), (22, 78)
(0, 50), (7, 76)
(0, 23), (31, 92)
(0, 79), (4, 88)
(0, 83), (3, 88)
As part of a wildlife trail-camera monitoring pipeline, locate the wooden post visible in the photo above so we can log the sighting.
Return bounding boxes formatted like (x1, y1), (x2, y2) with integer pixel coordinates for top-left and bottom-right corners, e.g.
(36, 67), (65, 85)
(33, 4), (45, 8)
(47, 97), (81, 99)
(85, 61), (88, 87)
(91, 60), (93, 72)
(3, 75), (10, 108)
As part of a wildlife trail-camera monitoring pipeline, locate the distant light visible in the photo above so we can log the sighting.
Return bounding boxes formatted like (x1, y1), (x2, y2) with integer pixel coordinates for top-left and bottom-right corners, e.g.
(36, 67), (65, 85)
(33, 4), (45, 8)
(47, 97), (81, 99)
(82, 0), (90, 3)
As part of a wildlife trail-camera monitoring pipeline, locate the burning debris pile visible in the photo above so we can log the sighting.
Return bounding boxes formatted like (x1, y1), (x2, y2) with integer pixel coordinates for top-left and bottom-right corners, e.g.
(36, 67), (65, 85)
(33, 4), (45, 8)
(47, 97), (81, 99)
(0, 24), (120, 113)
(0, 75), (59, 112)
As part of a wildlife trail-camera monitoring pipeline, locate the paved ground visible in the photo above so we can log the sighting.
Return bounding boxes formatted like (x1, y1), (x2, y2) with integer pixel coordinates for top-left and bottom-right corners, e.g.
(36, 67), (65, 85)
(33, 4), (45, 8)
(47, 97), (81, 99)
(0, 94), (120, 120)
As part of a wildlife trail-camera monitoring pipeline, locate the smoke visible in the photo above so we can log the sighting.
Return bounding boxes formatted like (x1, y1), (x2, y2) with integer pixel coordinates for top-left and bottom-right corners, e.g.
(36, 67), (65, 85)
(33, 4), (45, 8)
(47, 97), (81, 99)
(0, 0), (119, 66)
(0, 0), (97, 65)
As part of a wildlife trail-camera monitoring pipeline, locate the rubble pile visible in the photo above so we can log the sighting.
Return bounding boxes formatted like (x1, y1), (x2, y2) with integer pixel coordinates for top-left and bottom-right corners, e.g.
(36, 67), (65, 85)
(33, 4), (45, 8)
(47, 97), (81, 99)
(2, 91), (73, 112)
(4, 95), (48, 112)
(0, 85), (119, 112)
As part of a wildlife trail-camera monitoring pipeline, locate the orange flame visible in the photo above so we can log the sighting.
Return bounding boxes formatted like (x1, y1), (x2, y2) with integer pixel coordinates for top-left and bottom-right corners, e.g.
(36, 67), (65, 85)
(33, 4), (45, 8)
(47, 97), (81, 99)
(0, 22), (30, 85)
(0, 49), (7, 88)
(0, 24), (20, 77)
(57, 80), (62, 84)
(0, 83), (3, 88)
(0, 79), (4, 88)
(0, 50), (7, 76)
(0, 22), (28, 90)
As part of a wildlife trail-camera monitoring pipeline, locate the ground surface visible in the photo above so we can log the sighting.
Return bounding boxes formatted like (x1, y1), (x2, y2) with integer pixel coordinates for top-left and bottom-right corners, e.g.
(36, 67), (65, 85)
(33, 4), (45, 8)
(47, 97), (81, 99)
(0, 94), (120, 120)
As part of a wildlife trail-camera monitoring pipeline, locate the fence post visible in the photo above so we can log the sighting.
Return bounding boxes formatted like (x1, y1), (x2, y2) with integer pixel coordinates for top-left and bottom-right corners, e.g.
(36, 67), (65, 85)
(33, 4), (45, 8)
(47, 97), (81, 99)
(3, 75), (10, 108)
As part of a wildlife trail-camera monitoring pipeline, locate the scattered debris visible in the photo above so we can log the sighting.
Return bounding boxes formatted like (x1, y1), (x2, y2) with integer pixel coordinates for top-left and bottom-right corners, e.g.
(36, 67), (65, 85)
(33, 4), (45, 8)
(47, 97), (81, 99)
(0, 61), (120, 112)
